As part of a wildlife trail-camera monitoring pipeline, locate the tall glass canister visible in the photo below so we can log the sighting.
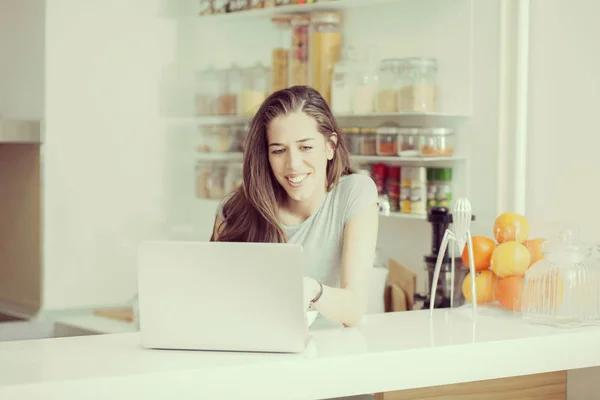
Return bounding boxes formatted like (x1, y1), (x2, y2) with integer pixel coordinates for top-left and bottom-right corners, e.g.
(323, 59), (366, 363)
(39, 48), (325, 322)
(271, 16), (291, 93)
(289, 15), (310, 87)
(310, 12), (342, 105)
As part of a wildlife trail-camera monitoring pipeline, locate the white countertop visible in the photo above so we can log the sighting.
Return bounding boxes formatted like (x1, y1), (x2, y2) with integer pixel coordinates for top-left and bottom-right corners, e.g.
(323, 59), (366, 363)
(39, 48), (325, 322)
(1, 307), (600, 400)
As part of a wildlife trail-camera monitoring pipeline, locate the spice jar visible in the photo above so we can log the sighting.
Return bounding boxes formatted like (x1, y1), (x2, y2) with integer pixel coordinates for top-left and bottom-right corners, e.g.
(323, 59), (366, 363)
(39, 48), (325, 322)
(399, 57), (439, 113)
(240, 63), (269, 116)
(376, 58), (406, 113)
(376, 125), (399, 156)
(344, 127), (361, 155)
(419, 128), (454, 157)
(360, 128), (377, 155)
(289, 16), (310, 86)
(310, 12), (342, 105)
(396, 127), (420, 157)
(271, 16), (291, 93)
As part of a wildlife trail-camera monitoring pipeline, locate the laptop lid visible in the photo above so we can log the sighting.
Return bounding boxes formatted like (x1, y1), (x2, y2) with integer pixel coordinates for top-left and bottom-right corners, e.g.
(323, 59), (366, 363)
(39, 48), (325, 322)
(137, 241), (308, 353)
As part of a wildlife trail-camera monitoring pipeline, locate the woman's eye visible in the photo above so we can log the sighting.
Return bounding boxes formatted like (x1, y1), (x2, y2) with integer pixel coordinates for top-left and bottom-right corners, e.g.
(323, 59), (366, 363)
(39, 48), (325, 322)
(271, 149), (284, 155)
(301, 146), (313, 151)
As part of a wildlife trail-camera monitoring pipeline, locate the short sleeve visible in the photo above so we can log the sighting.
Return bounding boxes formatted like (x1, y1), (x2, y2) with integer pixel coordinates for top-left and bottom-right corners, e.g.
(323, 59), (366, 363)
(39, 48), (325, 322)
(342, 173), (380, 224)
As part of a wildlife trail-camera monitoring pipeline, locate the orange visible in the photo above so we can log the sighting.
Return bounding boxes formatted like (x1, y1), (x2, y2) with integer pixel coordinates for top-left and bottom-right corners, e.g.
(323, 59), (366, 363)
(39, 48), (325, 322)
(493, 212), (531, 244)
(461, 236), (497, 271)
(490, 241), (531, 278)
(523, 238), (546, 267)
(495, 276), (524, 312)
(462, 270), (497, 305)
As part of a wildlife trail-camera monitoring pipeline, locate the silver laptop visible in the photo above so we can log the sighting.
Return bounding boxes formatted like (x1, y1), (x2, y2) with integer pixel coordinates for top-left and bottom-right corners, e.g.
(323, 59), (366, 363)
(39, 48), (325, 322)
(137, 241), (309, 353)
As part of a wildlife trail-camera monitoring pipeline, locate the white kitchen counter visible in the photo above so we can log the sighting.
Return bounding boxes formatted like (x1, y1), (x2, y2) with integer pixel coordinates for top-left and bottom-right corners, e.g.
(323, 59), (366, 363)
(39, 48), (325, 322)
(1, 307), (599, 400)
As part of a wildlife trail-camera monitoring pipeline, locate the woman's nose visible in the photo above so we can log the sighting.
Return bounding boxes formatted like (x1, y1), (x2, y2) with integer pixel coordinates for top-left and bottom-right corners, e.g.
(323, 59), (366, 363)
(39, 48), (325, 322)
(286, 149), (303, 169)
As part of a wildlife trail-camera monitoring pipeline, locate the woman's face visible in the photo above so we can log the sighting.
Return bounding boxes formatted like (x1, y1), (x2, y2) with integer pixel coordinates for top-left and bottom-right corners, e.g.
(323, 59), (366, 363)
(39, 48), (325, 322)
(266, 111), (335, 205)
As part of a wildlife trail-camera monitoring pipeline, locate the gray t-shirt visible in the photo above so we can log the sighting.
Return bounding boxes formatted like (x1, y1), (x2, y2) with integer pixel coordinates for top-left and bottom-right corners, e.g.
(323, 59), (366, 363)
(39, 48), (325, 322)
(218, 173), (379, 288)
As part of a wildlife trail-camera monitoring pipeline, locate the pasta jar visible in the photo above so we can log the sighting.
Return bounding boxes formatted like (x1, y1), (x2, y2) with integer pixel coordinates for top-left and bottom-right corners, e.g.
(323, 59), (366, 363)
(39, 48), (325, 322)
(399, 57), (439, 113)
(310, 12), (342, 105)
(289, 16), (310, 87)
(376, 58), (406, 113)
(240, 63), (269, 116)
(271, 16), (291, 93)
(419, 128), (455, 157)
(376, 125), (399, 156)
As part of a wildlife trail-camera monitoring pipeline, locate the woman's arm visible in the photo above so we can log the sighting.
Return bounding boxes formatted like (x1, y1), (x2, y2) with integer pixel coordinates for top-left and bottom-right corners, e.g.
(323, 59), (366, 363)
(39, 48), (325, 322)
(305, 202), (379, 327)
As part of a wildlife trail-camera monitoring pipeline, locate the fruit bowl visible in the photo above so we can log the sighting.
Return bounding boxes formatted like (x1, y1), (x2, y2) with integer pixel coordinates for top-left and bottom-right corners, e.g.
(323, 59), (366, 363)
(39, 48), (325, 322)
(460, 212), (567, 313)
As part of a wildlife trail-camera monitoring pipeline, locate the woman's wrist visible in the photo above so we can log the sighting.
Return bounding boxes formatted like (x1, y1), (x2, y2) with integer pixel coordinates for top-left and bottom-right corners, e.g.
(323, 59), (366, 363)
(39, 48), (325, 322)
(309, 279), (323, 308)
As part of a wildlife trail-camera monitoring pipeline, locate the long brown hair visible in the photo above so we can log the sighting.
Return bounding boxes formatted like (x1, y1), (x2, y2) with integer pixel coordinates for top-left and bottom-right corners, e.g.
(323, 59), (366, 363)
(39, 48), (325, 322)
(211, 85), (354, 243)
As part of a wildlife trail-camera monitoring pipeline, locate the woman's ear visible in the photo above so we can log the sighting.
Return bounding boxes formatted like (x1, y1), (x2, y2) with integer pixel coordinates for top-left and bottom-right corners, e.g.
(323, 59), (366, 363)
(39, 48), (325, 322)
(327, 133), (338, 160)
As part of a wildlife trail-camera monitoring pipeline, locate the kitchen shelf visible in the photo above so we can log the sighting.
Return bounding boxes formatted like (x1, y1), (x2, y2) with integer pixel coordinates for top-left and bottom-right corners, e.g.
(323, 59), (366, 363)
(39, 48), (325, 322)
(384, 212), (426, 220)
(165, 112), (468, 127)
(196, 0), (402, 22)
(0, 119), (42, 143)
(196, 152), (465, 166)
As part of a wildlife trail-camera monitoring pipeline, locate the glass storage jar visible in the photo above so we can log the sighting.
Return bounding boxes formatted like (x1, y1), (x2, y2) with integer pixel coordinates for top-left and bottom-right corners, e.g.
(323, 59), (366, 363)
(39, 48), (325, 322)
(225, 163), (244, 194)
(396, 128), (420, 157)
(310, 12), (342, 105)
(419, 128), (454, 157)
(399, 57), (439, 113)
(330, 47), (358, 115)
(360, 128), (377, 155)
(216, 68), (236, 116)
(376, 58), (406, 113)
(289, 16), (310, 87)
(194, 67), (219, 116)
(240, 63), (269, 116)
(271, 16), (291, 93)
(207, 164), (227, 199)
(343, 127), (361, 155)
(195, 162), (211, 199)
(376, 125), (399, 156)
(197, 125), (218, 153)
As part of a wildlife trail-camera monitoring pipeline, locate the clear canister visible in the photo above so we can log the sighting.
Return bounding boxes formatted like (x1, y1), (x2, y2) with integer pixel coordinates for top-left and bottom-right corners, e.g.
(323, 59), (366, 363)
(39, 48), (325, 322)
(376, 58), (406, 113)
(310, 12), (342, 105)
(419, 128), (454, 157)
(194, 67), (219, 116)
(197, 125), (218, 153)
(271, 16), (291, 93)
(216, 68), (235, 116)
(376, 125), (399, 156)
(396, 127), (420, 157)
(225, 163), (244, 194)
(289, 16), (310, 87)
(343, 127), (361, 155)
(207, 164), (227, 200)
(359, 128), (377, 155)
(240, 63), (269, 116)
(195, 162), (211, 199)
(399, 57), (439, 113)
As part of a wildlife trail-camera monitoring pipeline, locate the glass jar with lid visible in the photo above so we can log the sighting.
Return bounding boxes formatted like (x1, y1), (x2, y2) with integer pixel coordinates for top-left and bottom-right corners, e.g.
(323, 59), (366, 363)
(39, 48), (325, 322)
(343, 127), (361, 155)
(360, 128), (377, 155)
(195, 162), (211, 199)
(376, 125), (399, 156)
(194, 67), (219, 116)
(240, 63), (269, 116)
(419, 128), (454, 157)
(225, 163), (244, 194)
(310, 12), (342, 105)
(271, 16), (291, 93)
(207, 164), (227, 200)
(376, 58), (406, 113)
(289, 15), (310, 87)
(331, 46), (358, 115)
(399, 57), (439, 113)
(396, 127), (420, 157)
(216, 68), (235, 116)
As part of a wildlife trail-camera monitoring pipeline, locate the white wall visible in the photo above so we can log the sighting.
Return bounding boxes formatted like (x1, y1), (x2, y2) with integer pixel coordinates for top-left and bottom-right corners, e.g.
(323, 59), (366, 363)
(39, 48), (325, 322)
(0, 0), (44, 119)
(42, 0), (179, 310)
(526, 0), (600, 244)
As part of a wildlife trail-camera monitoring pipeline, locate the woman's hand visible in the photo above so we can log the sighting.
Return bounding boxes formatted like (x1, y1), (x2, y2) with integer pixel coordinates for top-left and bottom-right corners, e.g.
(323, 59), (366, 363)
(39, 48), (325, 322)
(303, 276), (320, 310)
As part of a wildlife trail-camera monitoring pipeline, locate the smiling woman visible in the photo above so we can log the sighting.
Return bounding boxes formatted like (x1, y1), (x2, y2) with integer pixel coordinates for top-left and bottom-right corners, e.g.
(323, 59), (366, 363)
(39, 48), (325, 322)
(210, 86), (379, 327)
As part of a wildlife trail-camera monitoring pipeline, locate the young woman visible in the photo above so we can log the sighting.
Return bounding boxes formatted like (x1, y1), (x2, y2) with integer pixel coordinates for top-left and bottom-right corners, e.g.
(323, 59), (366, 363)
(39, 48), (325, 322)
(211, 86), (379, 327)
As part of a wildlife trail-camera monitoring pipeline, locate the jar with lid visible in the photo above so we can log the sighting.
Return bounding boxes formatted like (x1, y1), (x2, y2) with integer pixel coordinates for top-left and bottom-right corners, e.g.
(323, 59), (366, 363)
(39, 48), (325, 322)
(195, 162), (211, 199)
(396, 127), (420, 157)
(207, 164), (227, 199)
(376, 125), (399, 156)
(240, 63), (269, 116)
(310, 12), (342, 105)
(199, 0), (214, 16)
(216, 68), (234, 115)
(399, 57), (439, 113)
(376, 58), (406, 113)
(194, 67), (219, 116)
(289, 16), (310, 87)
(197, 125), (218, 152)
(352, 50), (378, 114)
(419, 128), (454, 157)
(331, 46), (358, 115)
(343, 127), (361, 155)
(360, 128), (377, 155)
(271, 16), (291, 93)
(225, 163), (244, 194)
